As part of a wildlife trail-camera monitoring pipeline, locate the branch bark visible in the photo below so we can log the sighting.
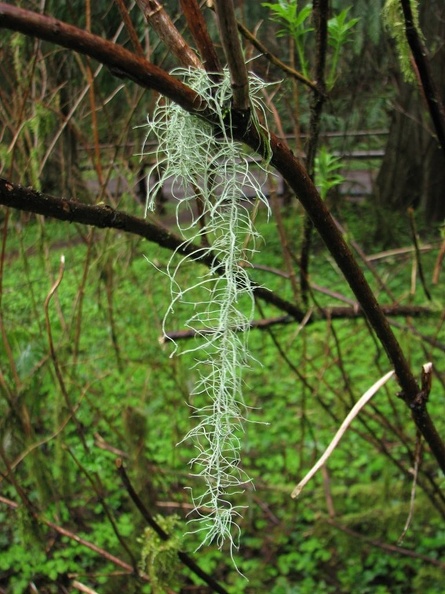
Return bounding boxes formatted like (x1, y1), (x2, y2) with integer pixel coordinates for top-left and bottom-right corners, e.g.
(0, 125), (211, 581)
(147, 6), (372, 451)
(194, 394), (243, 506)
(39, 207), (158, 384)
(179, 0), (221, 73)
(213, 0), (250, 112)
(136, 0), (202, 68)
(0, 177), (305, 321)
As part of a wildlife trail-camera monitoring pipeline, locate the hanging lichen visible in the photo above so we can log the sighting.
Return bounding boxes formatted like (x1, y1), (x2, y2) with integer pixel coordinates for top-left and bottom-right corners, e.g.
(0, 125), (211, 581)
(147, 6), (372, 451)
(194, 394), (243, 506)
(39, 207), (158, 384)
(143, 67), (271, 556)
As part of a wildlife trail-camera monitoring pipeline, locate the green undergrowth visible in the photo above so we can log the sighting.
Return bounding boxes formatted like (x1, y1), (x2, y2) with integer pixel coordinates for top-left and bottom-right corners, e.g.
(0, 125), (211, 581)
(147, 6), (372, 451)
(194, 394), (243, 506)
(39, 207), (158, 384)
(0, 203), (444, 593)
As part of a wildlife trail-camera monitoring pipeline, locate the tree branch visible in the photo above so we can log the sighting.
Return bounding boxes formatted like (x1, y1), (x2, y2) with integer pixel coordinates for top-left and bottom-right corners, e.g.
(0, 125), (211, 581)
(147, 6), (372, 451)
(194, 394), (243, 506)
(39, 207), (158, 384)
(163, 305), (434, 342)
(236, 19), (319, 92)
(0, 177), (304, 321)
(213, 0), (250, 112)
(116, 459), (230, 594)
(239, 126), (445, 472)
(179, 0), (221, 73)
(136, 0), (202, 68)
(0, 3), (201, 113)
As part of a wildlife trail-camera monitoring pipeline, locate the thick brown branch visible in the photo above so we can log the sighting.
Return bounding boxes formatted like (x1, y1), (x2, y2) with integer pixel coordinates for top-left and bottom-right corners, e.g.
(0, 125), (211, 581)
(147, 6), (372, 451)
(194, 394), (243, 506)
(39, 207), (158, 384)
(239, 126), (445, 472)
(0, 177), (305, 321)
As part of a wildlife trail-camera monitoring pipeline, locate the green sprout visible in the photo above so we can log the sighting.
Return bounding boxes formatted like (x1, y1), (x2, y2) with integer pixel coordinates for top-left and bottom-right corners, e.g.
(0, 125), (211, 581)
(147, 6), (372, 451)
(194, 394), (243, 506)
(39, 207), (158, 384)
(314, 146), (345, 200)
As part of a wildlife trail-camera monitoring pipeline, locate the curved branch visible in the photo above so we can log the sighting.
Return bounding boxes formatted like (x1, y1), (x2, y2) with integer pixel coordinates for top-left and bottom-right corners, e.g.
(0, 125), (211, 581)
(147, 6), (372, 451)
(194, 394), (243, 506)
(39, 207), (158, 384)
(0, 176), (435, 336)
(0, 177), (305, 321)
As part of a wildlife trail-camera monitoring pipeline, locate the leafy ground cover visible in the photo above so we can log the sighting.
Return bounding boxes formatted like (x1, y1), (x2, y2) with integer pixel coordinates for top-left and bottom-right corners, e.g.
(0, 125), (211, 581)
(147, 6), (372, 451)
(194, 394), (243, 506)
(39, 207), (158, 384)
(0, 198), (444, 593)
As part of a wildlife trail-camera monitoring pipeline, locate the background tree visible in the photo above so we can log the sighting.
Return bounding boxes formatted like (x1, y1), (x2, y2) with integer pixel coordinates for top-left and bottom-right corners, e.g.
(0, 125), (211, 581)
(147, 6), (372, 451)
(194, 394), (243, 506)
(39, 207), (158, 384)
(376, 0), (445, 222)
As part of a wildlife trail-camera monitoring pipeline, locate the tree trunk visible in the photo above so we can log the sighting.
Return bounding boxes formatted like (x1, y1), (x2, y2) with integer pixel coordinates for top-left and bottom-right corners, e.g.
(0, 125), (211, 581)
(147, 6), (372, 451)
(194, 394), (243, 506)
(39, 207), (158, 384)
(375, 0), (445, 222)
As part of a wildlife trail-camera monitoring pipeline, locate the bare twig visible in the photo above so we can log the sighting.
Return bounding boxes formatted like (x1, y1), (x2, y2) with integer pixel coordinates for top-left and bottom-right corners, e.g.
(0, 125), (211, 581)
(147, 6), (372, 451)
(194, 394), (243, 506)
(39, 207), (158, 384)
(432, 235), (445, 284)
(114, 0), (145, 56)
(44, 255), (88, 451)
(398, 431), (422, 544)
(407, 207), (432, 300)
(237, 20), (318, 91)
(291, 370), (395, 498)
(327, 516), (445, 570)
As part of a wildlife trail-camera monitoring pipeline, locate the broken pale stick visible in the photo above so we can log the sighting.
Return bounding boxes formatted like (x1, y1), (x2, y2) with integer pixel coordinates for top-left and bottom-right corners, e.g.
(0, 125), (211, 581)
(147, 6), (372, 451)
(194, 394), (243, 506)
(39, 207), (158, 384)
(291, 369), (396, 499)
